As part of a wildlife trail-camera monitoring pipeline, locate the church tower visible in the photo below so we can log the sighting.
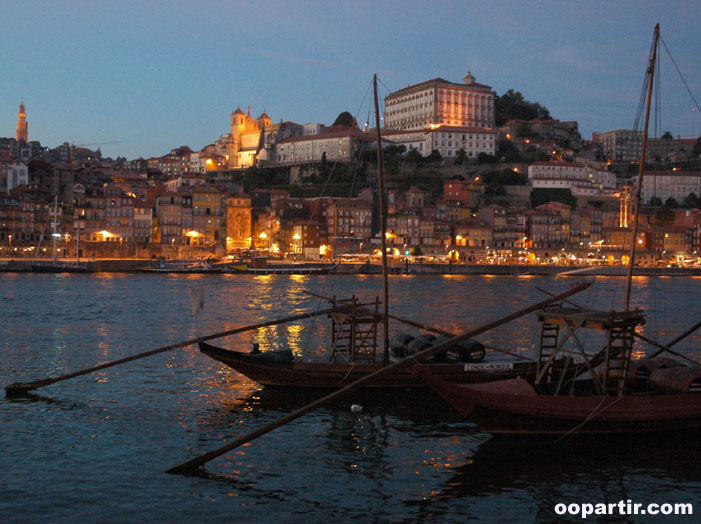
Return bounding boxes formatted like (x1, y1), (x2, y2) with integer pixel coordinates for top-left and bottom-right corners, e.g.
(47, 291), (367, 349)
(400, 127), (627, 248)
(16, 102), (28, 142)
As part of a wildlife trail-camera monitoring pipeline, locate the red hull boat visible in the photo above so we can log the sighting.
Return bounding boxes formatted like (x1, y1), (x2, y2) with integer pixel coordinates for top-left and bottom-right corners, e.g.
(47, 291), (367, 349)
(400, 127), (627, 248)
(417, 371), (701, 435)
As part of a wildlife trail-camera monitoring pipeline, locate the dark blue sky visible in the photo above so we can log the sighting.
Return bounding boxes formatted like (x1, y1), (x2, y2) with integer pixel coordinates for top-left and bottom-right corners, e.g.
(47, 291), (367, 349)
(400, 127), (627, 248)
(2, 0), (699, 159)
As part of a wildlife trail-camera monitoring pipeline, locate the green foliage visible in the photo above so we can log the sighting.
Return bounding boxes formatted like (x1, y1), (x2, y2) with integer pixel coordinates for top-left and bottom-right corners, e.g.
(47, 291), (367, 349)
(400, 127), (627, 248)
(664, 196), (678, 208)
(495, 89), (551, 127)
(409, 246), (422, 256)
(682, 192), (701, 209)
(454, 148), (466, 165)
(534, 151), (550, 162)
(426, 149), (443, 164)
(482, 168), (526, 197)
(404, 149), (423, 164)
(332, 111), (358, 127)
(649, 196), (663, 206)
(384, 145), (407, 158)
(530, 188), (577, 209)
(242, 166), (290, 191)
(497, 139), (521, 161)
(662, 131), (673, 140)
(477, 152), (497, 165)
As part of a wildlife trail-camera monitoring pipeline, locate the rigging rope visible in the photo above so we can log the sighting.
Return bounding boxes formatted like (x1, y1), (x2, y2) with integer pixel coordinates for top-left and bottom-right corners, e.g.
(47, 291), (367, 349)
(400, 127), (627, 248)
(660, 36), (701, 113)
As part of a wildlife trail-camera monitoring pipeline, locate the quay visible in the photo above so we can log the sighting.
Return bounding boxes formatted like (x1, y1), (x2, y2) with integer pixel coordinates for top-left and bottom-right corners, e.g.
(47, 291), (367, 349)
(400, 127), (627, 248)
(1, 258), (700, 276)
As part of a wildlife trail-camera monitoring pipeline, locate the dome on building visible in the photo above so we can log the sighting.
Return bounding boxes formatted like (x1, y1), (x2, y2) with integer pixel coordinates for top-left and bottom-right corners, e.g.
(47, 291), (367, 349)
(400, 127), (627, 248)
(233, 106), (245, 115)
(463, 71), (475, 85)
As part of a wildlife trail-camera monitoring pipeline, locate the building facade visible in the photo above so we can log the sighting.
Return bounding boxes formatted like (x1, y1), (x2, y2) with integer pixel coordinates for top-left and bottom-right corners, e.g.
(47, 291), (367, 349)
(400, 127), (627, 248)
(384, 72), (495, 131)
(637, 171), (701, 204)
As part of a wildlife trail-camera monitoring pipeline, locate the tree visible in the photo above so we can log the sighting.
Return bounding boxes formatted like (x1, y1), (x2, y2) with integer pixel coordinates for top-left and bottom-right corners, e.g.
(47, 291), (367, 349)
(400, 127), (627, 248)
(495, 89), (551, 127)
(477, 152), (497, 164)
(332, 111), (358, 127)
(426, 149), (443, 164)
(384, 144), (406, 159)
(404, 148), (423, 165)
(694, 135), (701, 157)
(454, 148), (466, 165)
(664, 196), (678, 208)
(531, 188), (577, 209)
(649, 196), (663, 207)
(682, 192), (700, 209)
(662, 131), (673, 140)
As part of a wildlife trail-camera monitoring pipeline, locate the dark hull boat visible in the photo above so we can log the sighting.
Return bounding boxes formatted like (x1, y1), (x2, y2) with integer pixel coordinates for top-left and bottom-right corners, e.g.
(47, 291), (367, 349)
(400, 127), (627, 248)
(229, 264), (336, 275)
(32, 262), (90, 273)
(199, 340), (568, 389)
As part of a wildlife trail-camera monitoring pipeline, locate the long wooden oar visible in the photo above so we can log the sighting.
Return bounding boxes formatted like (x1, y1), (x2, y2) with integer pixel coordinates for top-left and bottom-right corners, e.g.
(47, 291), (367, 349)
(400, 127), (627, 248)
(4, 302), (371, 397)
(637, 323), (701, 366)
(166, 280), (591, 475)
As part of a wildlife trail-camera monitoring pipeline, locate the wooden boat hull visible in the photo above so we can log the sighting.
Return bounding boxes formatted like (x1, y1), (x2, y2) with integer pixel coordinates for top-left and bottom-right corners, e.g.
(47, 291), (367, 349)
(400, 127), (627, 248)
(31, 263), (90, 273)
(140, 267), (222, 273)
(417, 368), (701, 434)
(229, 265), (336, 275)
(199, 341), (540, 389)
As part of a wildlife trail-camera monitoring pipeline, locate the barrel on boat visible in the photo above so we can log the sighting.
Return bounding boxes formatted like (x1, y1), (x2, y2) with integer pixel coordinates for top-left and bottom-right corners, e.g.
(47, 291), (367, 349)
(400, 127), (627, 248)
(429, 335), (486, 363)
(390, 333), (415, 358)
(406, 334), (437, 356)
(649, 366), (701, 394)
(625, 356), (685, 389)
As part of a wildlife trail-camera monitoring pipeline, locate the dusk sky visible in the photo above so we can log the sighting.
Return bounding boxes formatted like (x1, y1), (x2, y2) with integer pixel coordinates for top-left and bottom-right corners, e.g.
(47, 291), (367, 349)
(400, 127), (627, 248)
(2, 0), (699, 160)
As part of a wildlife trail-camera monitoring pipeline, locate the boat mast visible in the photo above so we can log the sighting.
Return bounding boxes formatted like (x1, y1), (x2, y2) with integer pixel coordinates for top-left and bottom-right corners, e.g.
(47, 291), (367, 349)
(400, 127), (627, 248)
(373, 74), (390, 365)
(624, 23), (659, 312)
(51, 195), (59, 263)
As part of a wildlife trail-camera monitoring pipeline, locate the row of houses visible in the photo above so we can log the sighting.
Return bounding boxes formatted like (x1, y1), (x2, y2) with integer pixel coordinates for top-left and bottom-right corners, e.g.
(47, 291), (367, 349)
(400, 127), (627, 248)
(3, 168), (699, 262)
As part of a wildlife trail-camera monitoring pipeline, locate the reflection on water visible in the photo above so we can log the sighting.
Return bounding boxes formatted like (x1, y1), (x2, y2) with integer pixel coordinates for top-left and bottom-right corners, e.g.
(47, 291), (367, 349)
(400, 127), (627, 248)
(0, 273), (700, 523)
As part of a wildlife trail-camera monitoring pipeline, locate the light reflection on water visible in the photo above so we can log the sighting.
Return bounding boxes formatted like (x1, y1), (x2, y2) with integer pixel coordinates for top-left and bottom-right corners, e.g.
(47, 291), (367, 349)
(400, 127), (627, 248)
(0, 273), (700, 523)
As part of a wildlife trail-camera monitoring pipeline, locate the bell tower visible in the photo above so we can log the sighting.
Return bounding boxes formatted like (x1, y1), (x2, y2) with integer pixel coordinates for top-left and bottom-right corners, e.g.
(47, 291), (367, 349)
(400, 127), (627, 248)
(16, 102), (28, 142)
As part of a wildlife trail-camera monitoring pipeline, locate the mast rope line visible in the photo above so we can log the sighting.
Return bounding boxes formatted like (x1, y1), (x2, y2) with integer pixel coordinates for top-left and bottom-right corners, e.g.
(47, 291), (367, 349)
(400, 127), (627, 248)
(660, 36), (701, 112)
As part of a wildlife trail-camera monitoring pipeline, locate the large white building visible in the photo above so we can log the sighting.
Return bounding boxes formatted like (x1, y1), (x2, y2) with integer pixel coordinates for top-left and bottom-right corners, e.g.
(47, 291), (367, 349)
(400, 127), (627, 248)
(273, 127), (377, 165)
(382, 126), (496, 159)
(384, 72), (495, 131)
(528, 161), (616, 197)
(636, 171), (701, 204)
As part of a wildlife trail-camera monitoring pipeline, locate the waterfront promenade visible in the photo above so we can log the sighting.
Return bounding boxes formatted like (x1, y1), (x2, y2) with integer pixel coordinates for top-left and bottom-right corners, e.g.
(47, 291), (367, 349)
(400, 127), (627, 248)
(2, 257), (700, 276)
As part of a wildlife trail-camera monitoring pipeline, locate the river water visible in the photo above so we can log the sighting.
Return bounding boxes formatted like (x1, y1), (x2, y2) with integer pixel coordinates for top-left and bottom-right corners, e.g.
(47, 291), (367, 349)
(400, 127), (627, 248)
(1, 273), (700, 523)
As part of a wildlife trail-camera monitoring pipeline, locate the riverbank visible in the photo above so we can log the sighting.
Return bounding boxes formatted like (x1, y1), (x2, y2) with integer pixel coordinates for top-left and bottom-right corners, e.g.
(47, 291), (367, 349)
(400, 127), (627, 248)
(2, 257), (700, 276)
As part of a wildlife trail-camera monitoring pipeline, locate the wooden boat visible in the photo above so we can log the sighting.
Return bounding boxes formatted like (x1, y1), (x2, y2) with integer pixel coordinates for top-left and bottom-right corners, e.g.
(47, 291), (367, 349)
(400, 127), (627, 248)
(140, 260), (222, 273)
(197, 291), (596, 389)
(415, 308), (701, 434)
(31, 261), (90, 273)
(199, 340), (548, 389)
(229, 263), (336, 275)
(418, 24), (701, 436)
